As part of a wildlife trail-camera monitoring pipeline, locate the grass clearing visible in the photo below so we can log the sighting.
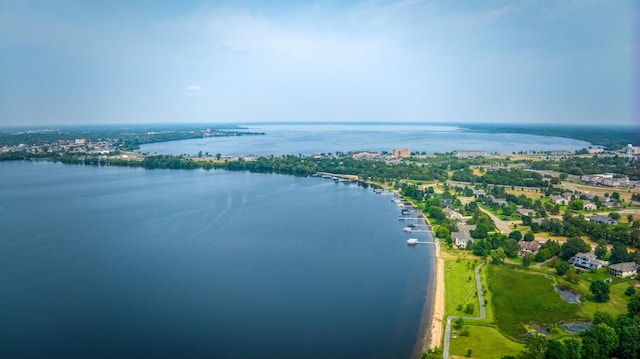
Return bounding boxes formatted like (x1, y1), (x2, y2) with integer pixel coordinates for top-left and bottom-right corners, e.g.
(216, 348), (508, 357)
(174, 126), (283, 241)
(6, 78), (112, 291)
(444, 255), (481, 318)
(449, 325), (523, 359)
(487, 264), (581, 339)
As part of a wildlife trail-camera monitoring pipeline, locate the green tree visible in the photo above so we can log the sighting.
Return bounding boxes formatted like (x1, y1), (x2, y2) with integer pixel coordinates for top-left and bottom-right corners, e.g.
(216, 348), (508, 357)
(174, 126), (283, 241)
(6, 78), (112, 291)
(491, 248), (506, 264)
(215, 153), (221, 160)
(590, 280), (610, 302)
(544, 339), (567, 359)
(521, 334), (547, 359)
(560, 237), (591, 260)
(594, 242), (608, 259)
(556, 261), (570, 275)
(503, 239), (521, 258)
(566, 266), (580, 283)
(609, 242), (629, 264)
(562, 338), (581, 359)
(508, 230), (522, 241)
(581, 323), (618, 359)
(523, 231), (535, 242)
(522, 253), (533, 267)
(624, 285), (636, 296)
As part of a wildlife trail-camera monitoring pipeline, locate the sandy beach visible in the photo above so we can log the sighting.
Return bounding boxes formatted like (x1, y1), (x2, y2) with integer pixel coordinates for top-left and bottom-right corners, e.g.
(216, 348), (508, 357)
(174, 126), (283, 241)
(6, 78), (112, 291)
(428, 238), (445, 350)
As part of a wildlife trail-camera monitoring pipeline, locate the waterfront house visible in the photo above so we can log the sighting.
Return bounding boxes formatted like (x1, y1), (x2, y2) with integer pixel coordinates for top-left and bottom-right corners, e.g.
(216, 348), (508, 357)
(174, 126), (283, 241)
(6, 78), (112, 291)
(569, 252), (606, 270)
(452, 231), (473, 249)
(443, 207), (463, 221)
(608, 262), (639, 278)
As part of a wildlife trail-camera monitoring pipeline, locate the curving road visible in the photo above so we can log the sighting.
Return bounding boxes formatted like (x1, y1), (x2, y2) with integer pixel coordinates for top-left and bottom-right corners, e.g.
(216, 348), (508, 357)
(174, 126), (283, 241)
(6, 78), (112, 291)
(442, 263), (486, 359)
(478, 206), (512, 234)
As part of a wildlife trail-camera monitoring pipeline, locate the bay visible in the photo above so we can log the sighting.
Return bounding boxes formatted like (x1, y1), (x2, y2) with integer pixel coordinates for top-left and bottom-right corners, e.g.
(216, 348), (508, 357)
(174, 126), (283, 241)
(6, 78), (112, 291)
(0, 161), (433, 359)
(139, 123), (592, 157)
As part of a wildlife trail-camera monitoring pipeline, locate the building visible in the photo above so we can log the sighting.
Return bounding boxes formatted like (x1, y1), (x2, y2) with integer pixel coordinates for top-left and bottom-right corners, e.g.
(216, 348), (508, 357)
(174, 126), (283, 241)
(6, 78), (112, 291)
(569, 252), (606, 270)
(608, 262), (638, 278)
(582, 202), (597, 211)
(550, 196), (568, 206)
(392, 148), (411, 158)
(516, 208), (536, 217)
(487, 195), (507, 206)
(590, 215), (618, 225)
(454, 150), (488, 158)
(548, 150), (572, 157)
(443, 207), (463, 221)
(518, 241), (541, 256)
(452, 231), (473, 249)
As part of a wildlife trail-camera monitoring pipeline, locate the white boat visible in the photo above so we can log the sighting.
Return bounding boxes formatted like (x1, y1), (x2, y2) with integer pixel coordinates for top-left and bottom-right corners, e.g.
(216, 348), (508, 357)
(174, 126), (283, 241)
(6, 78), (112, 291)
(407, 238), (418, 245)
(403, 227), (412, 232)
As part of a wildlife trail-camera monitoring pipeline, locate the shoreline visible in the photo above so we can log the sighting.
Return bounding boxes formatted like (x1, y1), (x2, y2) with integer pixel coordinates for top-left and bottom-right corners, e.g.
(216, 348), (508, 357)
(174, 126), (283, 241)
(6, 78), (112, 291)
(400, 195), (444, 358)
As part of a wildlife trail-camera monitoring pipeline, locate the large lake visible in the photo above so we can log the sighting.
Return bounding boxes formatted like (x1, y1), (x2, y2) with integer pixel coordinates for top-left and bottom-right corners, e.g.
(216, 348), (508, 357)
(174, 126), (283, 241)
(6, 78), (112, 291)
(0, 161), (433, 359)
(139, 123), (591, 157)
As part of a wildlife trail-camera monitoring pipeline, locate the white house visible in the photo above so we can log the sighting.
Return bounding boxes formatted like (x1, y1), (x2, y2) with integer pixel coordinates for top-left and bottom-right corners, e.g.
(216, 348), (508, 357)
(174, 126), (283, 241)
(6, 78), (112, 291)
(569, 252), (606, 270)
(582, 202), (598, 211)
(608, 262), (638, 278)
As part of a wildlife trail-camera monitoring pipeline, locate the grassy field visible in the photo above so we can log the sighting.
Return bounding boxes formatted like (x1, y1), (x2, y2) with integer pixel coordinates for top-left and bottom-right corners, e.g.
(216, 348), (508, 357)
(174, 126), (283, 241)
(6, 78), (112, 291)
(444, 254), (482, 318)
(487, 265), (581, 339)
(449, 325), (523, 359)
(554, 268), (636, 318)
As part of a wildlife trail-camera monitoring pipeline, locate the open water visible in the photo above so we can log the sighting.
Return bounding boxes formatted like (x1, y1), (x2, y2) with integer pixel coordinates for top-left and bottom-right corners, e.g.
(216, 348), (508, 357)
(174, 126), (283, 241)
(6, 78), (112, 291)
(0, 161), (433, 359)
(139, 123), (592, 156)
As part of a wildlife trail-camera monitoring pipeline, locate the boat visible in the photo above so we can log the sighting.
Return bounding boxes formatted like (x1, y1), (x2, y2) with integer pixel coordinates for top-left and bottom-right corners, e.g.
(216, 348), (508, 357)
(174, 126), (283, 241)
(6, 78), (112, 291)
(403, 227), (412, 232)
(407, 238), (418, 245)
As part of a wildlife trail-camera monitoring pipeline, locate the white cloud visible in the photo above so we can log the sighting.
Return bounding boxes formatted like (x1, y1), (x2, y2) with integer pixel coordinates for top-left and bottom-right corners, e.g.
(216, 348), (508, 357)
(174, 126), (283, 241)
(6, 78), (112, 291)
(184, 85), (201, 94)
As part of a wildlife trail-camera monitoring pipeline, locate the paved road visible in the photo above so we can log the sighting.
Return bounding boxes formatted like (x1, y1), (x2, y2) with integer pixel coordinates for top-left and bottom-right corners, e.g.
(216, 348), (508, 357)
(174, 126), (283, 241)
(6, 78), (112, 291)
(478, 206), (512, 234)
(442, 263), (486, 359)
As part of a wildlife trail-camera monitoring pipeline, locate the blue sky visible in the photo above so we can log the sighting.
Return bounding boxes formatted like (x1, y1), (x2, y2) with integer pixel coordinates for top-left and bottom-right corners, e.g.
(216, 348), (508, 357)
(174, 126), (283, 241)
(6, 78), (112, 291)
(0, 0), (636, 126)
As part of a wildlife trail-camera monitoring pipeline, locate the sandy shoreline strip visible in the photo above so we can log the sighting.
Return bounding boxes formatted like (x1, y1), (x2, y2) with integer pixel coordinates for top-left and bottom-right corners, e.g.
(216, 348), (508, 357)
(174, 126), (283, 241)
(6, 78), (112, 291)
(427, 231), (445, 350)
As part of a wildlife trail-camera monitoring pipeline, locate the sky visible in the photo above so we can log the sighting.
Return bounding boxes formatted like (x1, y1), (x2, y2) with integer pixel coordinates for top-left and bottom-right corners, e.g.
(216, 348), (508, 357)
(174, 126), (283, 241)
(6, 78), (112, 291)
(0, 0), (637, 126)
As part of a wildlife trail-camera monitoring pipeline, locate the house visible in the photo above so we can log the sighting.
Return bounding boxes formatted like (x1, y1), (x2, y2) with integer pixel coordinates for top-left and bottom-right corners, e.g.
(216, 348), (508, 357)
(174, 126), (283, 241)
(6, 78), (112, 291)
(439, 198), (453, 208)
(608, 262), (639, 278)
(452, 231), (473, 249)
(590, 215), (618, 225)
(582, 202), (597, 211)
(562, 192), (575, 201)
(443, 207), (463, 221)
(473, 190), (486, 198)
(518, 241), (541, 256)
(569, 252), (606, 270)
(487, 195), (507, 206)
(550, 196), (568, 206)
(516, 208), (536, 217)
(452, 224), (476, 249)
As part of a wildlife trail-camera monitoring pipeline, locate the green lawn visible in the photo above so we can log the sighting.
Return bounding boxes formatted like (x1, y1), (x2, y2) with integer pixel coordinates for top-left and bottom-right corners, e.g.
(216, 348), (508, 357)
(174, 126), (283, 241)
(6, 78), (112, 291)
(487, 265), (581, 339)
(444, 256), (482, 318)
(449, 325), (523, 359)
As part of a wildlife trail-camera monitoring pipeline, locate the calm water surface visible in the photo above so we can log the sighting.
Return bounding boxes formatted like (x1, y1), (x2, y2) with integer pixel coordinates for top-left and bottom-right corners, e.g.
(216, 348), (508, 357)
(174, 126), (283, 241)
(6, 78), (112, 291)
(0, 161), (433, 359)
(139, 123), (591, 156)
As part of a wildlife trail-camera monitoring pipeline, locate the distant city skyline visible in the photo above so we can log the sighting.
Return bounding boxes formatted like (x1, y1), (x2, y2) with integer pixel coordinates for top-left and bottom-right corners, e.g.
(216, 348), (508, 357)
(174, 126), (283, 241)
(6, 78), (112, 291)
(0, 0), (636, 126)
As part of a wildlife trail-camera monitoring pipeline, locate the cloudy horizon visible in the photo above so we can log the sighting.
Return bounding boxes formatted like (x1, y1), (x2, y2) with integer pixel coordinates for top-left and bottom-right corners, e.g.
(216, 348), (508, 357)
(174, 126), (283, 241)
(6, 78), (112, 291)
(0, 0), (636, 126)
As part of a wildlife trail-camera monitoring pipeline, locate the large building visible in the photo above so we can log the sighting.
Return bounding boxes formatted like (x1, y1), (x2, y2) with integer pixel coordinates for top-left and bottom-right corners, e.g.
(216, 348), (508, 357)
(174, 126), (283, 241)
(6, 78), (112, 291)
(392, 148), (411, 158)
(454, 150), (488, 158)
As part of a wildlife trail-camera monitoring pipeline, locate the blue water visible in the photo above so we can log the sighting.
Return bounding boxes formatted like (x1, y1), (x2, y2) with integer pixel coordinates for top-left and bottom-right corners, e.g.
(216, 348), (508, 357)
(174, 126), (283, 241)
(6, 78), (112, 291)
(139, 123), (591, 157)
(0, 161), (433, 359)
